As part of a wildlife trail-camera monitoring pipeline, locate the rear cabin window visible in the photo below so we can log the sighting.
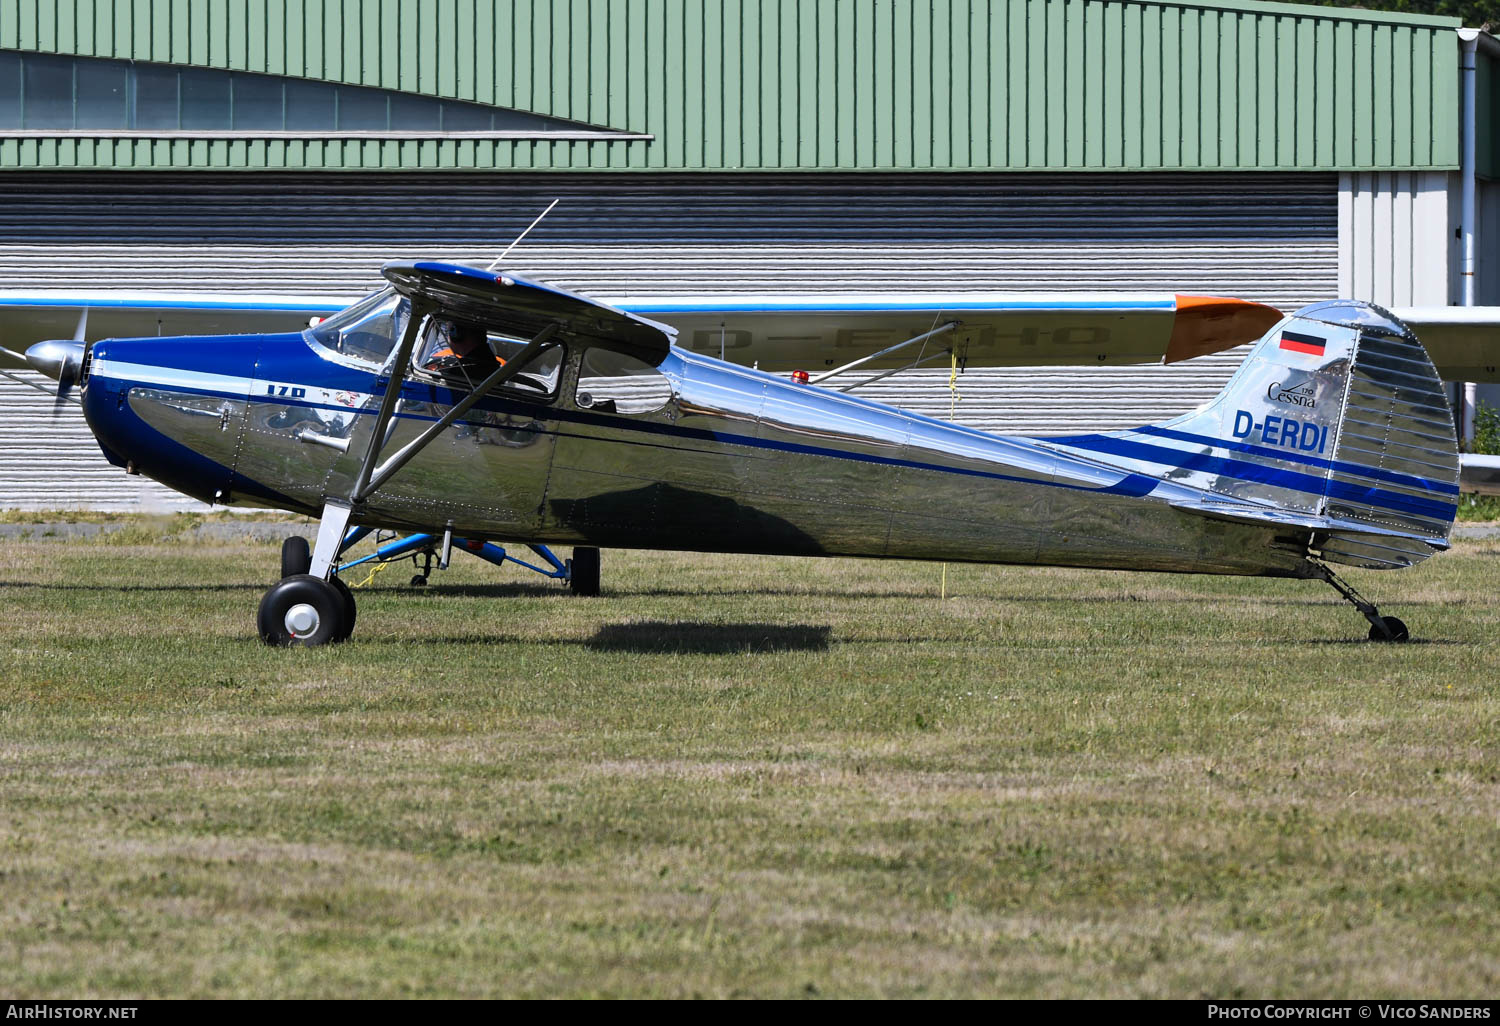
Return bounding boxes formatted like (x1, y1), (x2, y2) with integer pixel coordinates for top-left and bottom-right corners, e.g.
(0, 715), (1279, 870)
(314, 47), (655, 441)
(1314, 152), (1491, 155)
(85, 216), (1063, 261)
(575, 348), (673, 415)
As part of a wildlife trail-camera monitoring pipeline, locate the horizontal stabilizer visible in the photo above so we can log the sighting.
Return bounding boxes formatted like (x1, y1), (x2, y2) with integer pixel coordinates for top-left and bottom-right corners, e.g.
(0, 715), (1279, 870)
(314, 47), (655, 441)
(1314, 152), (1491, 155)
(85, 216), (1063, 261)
(1169, 496), (1449, 551)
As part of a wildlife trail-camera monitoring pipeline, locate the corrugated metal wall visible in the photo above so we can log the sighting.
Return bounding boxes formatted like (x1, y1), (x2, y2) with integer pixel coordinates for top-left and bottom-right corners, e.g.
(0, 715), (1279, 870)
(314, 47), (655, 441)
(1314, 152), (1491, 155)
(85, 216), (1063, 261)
(1338, 171), (1453, 307)
(0, 0), (1462, 172)
(0, 170), (1338, 510)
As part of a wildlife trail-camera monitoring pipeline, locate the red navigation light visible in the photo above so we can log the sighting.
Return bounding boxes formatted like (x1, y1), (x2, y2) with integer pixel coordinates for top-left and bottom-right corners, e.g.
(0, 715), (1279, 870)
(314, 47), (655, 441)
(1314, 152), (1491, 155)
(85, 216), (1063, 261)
(791, 369), (810, 384)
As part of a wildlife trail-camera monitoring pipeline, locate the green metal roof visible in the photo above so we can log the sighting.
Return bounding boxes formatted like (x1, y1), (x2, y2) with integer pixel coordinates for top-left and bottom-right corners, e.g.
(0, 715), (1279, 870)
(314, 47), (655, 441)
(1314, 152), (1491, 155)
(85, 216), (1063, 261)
(0, 0), (1464, 172)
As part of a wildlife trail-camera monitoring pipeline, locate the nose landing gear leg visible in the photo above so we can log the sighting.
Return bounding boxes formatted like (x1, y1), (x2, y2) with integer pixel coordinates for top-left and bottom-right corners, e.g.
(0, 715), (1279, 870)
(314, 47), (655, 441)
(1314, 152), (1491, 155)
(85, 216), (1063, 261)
(259, 502), (355, 646)
(254, 310), (562, 646)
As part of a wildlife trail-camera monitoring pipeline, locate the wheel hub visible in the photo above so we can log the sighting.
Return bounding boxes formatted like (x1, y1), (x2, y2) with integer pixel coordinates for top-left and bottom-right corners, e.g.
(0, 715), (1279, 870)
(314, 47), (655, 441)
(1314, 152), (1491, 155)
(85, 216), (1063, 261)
(284, 603), (320, 636)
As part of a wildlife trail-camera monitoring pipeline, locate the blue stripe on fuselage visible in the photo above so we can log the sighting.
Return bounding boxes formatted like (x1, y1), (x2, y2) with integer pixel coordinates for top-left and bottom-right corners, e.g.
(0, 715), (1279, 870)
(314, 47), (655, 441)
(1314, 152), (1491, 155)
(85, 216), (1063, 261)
(1049, 433), (1456, 521)
(1134, 424), (1458, 496)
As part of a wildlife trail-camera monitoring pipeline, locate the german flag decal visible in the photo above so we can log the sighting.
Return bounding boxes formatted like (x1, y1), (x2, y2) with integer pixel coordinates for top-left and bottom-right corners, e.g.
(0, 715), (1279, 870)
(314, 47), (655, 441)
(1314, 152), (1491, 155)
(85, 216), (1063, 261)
(1279, 331), (1328, 356)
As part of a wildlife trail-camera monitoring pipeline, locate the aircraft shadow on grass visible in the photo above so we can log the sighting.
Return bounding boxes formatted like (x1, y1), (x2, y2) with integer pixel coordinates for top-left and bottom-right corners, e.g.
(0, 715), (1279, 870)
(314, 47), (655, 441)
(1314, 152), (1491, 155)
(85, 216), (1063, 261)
(584, 621), (831, 654)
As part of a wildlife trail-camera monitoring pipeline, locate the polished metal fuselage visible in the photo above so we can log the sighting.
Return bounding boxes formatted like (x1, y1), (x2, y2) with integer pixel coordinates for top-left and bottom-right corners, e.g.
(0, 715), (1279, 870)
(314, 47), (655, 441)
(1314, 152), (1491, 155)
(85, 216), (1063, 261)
(86, 329), (1313, 579)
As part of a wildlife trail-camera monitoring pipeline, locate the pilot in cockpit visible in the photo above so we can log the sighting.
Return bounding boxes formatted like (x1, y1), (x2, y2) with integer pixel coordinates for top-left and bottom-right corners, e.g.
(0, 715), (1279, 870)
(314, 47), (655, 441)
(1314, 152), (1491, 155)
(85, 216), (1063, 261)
(421, 318), (502, 382)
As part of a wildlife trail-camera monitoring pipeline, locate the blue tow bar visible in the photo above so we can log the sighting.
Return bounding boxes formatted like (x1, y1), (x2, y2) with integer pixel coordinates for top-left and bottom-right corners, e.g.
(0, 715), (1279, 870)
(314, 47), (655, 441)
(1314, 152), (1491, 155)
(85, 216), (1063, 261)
(334, 529), (570, 583)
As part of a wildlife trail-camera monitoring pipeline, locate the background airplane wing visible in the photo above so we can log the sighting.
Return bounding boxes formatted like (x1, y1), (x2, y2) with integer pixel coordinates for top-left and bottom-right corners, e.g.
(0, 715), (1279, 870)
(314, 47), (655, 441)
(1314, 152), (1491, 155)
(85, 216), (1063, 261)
(1460, 453), (1500, 495)
(616, 292), (1284, 371)
(0, 291), (347, 355)
(10, 291), (1500, 383)
(1391, 307), (1500, 383)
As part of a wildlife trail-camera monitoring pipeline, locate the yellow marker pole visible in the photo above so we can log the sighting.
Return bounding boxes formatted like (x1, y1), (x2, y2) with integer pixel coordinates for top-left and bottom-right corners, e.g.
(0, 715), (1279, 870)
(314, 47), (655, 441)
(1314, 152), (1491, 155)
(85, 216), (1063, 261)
(941, 348), (960, 601)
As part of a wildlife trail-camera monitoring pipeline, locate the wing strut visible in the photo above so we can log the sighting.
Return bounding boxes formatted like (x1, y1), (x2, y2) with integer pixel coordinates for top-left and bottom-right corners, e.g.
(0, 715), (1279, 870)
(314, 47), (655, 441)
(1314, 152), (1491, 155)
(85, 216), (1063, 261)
(806, 321), (961, 385)
(305, 304), (561, 580)
(354, 322), (559, 501)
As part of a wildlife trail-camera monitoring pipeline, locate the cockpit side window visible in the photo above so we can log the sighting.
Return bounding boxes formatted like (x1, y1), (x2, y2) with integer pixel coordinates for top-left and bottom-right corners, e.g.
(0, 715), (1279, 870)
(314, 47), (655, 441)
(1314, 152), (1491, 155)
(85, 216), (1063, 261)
(412, 315), (564, 401)
(575, 347), (674, 415)
(306, 287), (410, 366)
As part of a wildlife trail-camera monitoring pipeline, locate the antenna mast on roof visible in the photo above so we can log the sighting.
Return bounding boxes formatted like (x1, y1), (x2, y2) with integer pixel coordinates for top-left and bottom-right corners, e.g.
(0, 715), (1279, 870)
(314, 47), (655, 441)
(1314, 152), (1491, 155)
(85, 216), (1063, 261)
(487, 199), (560, 271)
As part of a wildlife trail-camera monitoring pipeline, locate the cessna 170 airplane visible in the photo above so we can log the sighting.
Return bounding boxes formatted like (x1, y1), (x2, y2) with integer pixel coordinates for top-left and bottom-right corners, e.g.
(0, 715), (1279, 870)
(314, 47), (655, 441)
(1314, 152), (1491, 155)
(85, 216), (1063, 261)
(0, 259), (1487, 645)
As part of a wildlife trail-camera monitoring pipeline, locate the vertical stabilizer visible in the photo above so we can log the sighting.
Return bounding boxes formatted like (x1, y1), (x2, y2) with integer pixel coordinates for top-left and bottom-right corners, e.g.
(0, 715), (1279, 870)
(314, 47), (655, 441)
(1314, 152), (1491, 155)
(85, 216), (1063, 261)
(1054, 301), (1460, 569)
(1169, 301), (1459, 566)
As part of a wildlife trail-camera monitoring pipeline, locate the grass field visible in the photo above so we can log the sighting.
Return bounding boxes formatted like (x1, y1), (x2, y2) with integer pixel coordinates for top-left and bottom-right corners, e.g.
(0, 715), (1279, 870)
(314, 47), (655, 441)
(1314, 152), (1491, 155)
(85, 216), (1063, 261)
(1, 519), (1498, 998)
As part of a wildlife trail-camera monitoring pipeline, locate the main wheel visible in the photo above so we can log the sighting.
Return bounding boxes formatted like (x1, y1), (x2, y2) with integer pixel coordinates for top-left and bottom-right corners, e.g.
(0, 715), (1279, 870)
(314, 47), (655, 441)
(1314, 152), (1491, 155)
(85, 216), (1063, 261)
(280, 535), (311, 579)
(257, 574), (346, 646)
(570, 546), (601, 596)
(1368, 615), (1410, 643)
(328, 574), (358, 642)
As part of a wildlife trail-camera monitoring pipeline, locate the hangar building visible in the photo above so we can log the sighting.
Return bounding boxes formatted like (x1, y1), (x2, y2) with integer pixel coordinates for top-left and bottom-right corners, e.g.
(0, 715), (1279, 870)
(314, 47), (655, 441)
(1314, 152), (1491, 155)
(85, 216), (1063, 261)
(0, 0), (1496, 509)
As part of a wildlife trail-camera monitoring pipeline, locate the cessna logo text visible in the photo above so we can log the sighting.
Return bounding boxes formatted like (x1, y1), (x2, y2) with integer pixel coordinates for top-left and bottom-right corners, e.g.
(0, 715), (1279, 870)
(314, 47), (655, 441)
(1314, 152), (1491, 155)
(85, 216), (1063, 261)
(1267, 380), (1316, 409)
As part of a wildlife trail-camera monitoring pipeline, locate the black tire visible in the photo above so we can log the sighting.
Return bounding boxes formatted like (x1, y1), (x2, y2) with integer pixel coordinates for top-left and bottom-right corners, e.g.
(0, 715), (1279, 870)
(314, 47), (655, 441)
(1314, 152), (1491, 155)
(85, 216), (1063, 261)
(570, 546), (601, 596)
(280, 535), (311, 579)
(328, 574), (358, 642)
(409, 574), (428, 587)
(257, 574), (346, 647)
(1368, 615), (1410, 643)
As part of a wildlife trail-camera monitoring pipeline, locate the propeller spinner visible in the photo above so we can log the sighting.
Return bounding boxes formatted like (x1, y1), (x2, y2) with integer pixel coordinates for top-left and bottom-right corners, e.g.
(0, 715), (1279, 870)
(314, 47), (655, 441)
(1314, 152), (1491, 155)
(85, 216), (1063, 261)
(23, 338), (87, 408)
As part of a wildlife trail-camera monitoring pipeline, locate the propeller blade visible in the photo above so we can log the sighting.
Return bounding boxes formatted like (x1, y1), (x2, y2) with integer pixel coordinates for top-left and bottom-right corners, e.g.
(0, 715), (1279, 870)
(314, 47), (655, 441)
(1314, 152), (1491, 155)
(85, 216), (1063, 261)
(54, 373), (76, 412)
(52, 310), (91, 410)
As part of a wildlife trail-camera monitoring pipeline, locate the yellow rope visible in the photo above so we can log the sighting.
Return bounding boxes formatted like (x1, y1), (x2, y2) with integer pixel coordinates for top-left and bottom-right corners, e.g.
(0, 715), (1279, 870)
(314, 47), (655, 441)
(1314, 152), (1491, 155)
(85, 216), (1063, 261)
(348, 558), (391, 590)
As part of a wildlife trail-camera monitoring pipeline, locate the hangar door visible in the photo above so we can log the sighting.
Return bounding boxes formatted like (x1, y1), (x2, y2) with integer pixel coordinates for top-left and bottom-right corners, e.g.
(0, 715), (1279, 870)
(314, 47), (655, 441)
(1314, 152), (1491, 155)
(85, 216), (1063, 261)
(0, 171), (1336, 510)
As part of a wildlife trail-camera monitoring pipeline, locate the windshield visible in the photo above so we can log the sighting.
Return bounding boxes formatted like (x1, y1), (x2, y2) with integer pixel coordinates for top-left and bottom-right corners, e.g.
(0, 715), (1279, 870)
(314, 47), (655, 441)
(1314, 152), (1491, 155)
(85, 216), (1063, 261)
(307, 287), (411, 366)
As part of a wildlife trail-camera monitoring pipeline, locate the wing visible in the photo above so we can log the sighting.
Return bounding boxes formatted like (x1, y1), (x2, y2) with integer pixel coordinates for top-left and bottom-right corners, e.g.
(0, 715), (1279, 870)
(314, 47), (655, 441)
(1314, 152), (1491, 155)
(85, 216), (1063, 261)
(383, 262), (675, 365)
(1460, 454), (1500, 496)
(1390, 306), (1500, 382)
(0, 291), (348, 355)
(615, 292), (1285, 371)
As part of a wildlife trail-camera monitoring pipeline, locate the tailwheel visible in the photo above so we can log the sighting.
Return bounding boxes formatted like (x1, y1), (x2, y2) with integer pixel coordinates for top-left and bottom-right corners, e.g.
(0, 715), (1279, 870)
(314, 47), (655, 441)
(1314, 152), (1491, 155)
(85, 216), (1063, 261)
(1311, 560), (1410, 643)
(257, 574), (349, 647)
(280, 535), (311, 578)
(569, 546), (600, 596)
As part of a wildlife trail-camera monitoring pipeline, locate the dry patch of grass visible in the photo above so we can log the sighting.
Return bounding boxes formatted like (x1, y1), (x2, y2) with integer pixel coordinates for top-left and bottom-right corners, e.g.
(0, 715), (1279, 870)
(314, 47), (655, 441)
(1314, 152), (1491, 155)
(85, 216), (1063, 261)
(0, 532), (1497, 997)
